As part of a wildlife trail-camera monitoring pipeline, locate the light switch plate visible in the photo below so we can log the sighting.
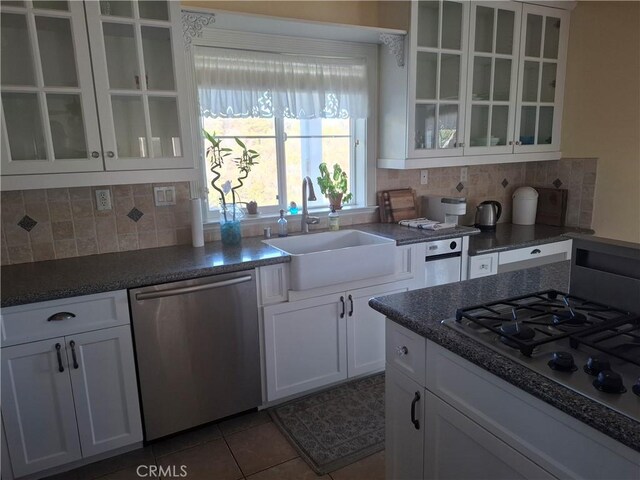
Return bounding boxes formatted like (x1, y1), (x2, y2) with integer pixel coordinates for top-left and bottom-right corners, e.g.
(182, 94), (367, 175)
(154, 186), (176, 206)
(460, 167), (468, 182)
(420, 170), (429, 185)
(95, 189), (112, 211)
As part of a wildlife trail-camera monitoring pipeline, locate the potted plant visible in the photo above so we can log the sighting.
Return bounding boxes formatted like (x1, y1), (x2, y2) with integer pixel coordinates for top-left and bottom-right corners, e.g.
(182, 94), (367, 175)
(203, 130), (259, 246)
(316, 162), (353, 210)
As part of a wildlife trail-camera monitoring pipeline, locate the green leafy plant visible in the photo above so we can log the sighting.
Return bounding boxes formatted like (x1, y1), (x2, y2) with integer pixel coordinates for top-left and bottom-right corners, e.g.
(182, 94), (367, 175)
(203, 130), (260, 221)
(316, 162), (353, 206)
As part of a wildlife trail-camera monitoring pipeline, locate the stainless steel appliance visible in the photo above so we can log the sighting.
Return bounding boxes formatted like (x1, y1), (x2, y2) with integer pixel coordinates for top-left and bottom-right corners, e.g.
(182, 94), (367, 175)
(474, 200), (502, 231)
(424, 238), (462, 287)
(129, 271), (261, 440)
(443, 236), (640, 421)
(421, 196), (467, 225)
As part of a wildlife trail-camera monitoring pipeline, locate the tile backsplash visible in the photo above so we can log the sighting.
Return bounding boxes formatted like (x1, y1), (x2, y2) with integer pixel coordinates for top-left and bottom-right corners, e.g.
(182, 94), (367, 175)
(377, 158), (597, 228)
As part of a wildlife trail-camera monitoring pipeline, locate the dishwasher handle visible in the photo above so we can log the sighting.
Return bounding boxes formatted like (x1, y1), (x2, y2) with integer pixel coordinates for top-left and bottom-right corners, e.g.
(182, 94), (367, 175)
(135, 275), (253, 301)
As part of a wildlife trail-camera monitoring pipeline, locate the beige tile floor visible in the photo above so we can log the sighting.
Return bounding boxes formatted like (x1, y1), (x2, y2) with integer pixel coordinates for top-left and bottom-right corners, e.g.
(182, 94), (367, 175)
(45, 410), (385, 480)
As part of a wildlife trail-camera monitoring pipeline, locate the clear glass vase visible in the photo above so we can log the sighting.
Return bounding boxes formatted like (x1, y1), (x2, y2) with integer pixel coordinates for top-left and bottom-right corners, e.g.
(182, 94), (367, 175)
(219, 204), (244, 246)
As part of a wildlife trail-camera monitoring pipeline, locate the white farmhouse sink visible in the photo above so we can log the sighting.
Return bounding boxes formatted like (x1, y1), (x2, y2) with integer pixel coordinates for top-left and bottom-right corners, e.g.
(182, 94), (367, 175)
(264, 230), (396, 290)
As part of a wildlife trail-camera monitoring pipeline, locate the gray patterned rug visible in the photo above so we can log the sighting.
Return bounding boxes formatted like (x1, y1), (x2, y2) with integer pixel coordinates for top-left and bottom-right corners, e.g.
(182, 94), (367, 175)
(269, 373), (385, 475)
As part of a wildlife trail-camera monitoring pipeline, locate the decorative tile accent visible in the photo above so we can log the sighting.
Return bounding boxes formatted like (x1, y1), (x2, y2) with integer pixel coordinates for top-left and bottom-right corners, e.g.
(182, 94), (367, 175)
(553, 178), (563, 188)
(17, 215), (37, 232)
(456, 182), (464, 192)
(501, 178), (509, 188)
(127, 207), (144, 222)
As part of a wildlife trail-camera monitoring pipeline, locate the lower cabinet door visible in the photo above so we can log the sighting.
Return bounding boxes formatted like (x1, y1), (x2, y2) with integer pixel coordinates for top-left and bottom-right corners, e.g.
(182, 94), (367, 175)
(1, 338), (82, 477)
(385, 366), (424, 480)
(347, 284), (407, 377)
(263, 294), (347, 401)
(67, 326), (143, 457)
(424, 390), (554, 480)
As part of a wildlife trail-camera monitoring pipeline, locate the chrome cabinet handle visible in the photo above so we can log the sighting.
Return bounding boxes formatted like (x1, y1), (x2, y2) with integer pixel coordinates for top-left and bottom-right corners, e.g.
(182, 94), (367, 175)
(107, 151), (115, 158)
(91, 151), (100, 158)
(135, 276), (252, 301)
(47, 312), (76, 322)
(458, 142), (465, 147)
(396, 345), (409, 356)
(339, 296), (345, 319)
(55, 343), (64, 373)
(508, 141), (514, 145)
(531, 248), (542, 255)
(411, 391), (421, 430)
(515, 141), (522, 145)
(348, 295), (354, 317)
(69, 340), (79, 369)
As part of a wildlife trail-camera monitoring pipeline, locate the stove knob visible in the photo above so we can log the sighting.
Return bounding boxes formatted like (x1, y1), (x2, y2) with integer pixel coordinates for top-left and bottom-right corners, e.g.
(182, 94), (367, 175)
(593, 370), (627, 394)
(633, 378), (640, 397)
(584, 356), (611, 376)
(547, 351), (577, 372)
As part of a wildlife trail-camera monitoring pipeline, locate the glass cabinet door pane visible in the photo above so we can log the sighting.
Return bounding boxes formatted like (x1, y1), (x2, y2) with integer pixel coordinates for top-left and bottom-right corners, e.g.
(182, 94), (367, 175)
(46, 94), (87, 159)
(138, 1), (168, 21)
(148, 97), (180, 157)
(103, 22), (139, 90)
(538, 107), (553, 144)
(438, 104), (458, 148)
(493, 58), (511, 101)
(2, 92), (47, 160)
(35, 16), (78, 87)
(441, 1), (462, 50)
(32, 1), (67, 10)
(472, 56), (491, 101)
(474, 6), (493, 53)
(1, 13), (35, 85)
(417, 1), (439, 48)
(491, 106), (508, 145)
(100, 1), (133, 17)
(415, 104), (436, 149)
(522, 61), (539, 102)
(1, 2), (25, 6)
(439, 54), (459, 100)
(540, 63), (556, 102)
(141, 26), (175, 91)
(543, 17), (561, 59)
(416, 52), (437, 100)
(519, 106), (536, 145)
(111, 96), (146, 157)
(470, 105), (489, 146)
(496, 9), (515, 55)
(525, 14), (543, 57)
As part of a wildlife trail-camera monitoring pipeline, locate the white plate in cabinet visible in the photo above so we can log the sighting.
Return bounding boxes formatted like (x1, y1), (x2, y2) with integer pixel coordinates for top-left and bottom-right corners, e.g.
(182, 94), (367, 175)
(468, 252), (499, 279)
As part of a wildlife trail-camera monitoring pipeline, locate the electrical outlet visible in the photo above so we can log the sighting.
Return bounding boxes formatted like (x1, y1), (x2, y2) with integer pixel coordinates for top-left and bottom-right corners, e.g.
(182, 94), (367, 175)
(95, 189), (112, 211)
(460, 167), (468, 182)
(420, 170), (429, 185)
(154, 186), (176, 206)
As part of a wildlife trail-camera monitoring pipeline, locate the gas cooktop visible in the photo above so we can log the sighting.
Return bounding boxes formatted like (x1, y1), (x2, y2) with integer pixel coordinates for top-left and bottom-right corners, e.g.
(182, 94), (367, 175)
(443, 289), (640, 421)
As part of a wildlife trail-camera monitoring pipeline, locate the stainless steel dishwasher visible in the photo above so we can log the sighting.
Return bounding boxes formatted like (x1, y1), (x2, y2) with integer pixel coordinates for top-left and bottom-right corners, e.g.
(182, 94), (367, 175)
(129, 270), (261, 441)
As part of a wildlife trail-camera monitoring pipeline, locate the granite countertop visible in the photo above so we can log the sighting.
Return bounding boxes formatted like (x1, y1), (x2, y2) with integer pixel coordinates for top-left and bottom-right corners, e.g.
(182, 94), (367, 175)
(468, 223), (594, 255)
(368, 262), (640, 453)
(352, 223), (480, 245)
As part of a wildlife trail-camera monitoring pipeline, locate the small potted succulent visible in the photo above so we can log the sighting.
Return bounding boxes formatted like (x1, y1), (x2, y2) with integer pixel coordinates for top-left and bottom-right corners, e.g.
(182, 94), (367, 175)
(317, 162), (353, 210)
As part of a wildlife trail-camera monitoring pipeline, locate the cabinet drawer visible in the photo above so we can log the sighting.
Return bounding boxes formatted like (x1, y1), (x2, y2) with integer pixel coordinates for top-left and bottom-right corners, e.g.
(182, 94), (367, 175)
(385, 319), (425, 385)
(1, 291), (130, 347)
(498, 240), (572, 266)
(468, 253), (498, 279)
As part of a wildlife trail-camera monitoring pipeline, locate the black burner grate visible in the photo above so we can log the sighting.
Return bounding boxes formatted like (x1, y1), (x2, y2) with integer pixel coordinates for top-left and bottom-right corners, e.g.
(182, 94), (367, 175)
(569, 316), (640, 367)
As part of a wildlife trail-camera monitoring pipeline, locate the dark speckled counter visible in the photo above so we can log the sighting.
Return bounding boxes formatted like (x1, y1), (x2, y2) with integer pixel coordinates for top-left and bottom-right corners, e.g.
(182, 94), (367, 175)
(1, 236), (289, 308)
(369, 261), (640, 453)
(469, 223), (594, 255)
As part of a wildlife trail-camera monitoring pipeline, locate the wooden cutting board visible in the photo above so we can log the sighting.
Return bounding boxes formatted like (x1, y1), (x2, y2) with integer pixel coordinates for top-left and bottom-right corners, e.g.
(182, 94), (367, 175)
(535, 187), (568, 226)
(378, 189), (418, 223)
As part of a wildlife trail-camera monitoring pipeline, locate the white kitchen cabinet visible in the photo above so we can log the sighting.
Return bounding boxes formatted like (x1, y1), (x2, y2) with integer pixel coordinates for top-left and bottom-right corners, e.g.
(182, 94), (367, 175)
(379, 0), (571, 169)
(0, 291), (142, 478)
(0, 0), (194, 189)
(468, 251), (499, 278)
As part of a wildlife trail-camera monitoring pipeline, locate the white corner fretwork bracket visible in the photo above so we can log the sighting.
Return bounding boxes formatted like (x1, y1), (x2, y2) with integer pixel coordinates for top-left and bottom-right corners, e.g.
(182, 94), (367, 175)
(379, 33), (405, 68)
(182, 11), (216, 50)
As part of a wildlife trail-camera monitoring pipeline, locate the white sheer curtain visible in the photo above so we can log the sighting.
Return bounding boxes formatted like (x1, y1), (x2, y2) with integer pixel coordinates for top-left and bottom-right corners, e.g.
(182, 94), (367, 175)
(195, 47), (369, 119)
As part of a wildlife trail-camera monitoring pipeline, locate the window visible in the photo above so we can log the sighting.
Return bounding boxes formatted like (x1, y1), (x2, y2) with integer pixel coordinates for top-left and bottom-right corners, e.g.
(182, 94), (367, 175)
(194, 43), (374, 219)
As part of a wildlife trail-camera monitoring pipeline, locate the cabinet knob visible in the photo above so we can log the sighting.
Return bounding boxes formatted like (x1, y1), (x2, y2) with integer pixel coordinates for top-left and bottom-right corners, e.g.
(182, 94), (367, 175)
(396, 345), (409, 356)
(515, 141), (522, 146)
(458, 142), (465, 148)
(531, 248), (542, 255)
(91, 151), (100, 158)
(508, 141), (514, 145)
(107, 151), (115, 158)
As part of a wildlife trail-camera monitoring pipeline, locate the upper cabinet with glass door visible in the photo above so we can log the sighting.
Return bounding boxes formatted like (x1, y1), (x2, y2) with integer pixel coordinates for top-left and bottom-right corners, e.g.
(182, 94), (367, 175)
(84, 0), (193, 170)
(0, 0), (103, 174)
(408, 0), (468, 159)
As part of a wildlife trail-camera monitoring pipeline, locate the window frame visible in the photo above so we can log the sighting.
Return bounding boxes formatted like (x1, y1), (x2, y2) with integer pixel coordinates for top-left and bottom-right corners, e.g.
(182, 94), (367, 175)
(184, 24), (379, 224)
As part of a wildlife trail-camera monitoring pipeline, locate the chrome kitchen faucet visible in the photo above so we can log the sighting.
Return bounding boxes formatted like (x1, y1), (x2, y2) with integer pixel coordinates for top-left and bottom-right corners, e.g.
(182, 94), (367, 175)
(301, 176), (319, 233)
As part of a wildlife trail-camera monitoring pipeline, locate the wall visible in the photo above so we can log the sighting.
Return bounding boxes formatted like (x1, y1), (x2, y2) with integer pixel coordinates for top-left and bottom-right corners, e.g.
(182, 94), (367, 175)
(560, 1), (640, 242)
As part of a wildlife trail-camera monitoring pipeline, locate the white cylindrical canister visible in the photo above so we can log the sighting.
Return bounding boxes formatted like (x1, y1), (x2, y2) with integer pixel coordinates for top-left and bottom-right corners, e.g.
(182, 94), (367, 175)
(191, 198), (205, 247)
(512, 187), (539, 225)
